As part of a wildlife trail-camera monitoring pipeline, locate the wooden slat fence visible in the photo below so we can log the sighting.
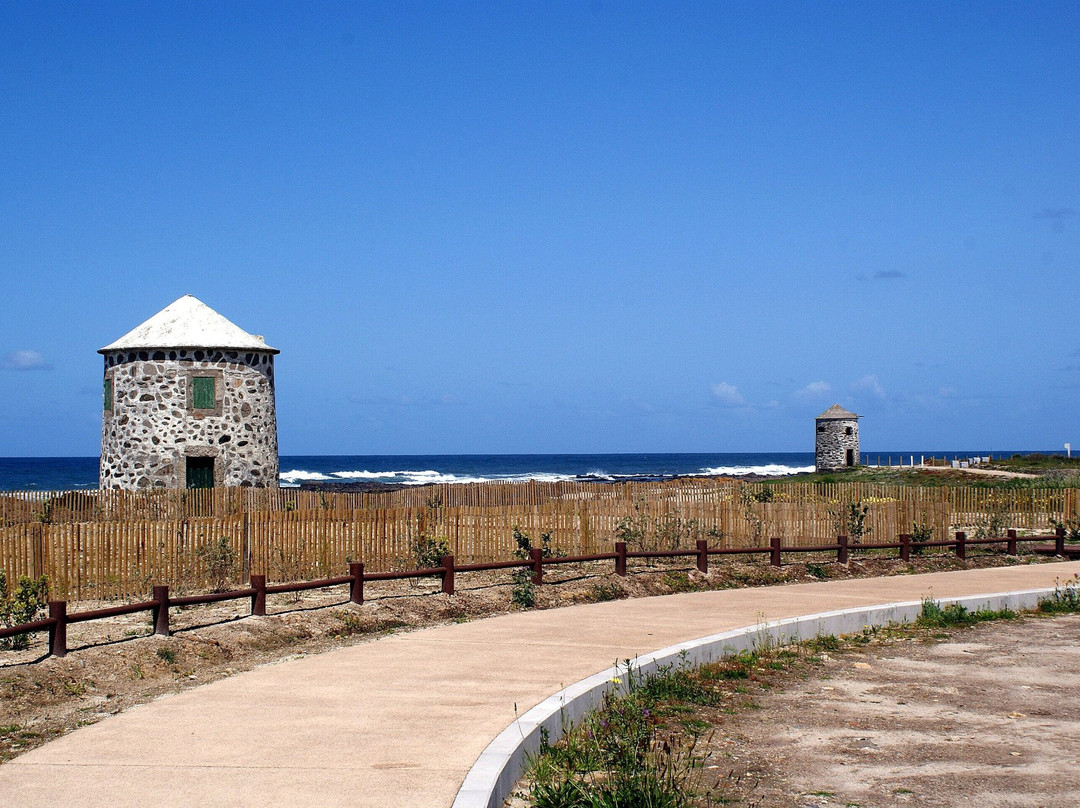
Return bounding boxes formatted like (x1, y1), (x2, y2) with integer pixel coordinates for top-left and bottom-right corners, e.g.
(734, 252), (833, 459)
(2, 480), (1078, 601)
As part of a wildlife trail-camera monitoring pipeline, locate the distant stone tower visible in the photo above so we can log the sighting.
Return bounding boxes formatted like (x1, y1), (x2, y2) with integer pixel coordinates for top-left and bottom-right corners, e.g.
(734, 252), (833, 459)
(99, 295), (279, 490)
(815, 404), (860, 472)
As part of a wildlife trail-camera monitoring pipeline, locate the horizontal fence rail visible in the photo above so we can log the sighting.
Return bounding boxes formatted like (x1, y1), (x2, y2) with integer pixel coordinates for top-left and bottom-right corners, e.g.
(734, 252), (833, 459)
(2, 528), (1074, 660)
(3, 480), (1079, 600)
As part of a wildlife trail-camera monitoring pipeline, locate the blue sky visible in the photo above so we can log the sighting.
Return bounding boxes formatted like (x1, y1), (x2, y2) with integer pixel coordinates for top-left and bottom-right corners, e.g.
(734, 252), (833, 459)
(1, 1), (1077, 456)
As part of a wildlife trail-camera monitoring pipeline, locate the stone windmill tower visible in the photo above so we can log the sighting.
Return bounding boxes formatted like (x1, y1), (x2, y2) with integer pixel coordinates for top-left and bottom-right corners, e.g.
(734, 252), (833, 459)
(815, 404), (860, 472)
(99, 295), (280, 490)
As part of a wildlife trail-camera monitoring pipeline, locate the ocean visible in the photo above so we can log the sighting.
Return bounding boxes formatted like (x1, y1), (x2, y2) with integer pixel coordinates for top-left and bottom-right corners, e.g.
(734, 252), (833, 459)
(0, 451), (1024, 492)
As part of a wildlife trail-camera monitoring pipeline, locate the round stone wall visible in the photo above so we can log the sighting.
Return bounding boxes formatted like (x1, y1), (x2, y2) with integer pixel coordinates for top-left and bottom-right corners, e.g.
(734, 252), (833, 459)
(100, 348), (278, 489)
(815, 418), (860, 472)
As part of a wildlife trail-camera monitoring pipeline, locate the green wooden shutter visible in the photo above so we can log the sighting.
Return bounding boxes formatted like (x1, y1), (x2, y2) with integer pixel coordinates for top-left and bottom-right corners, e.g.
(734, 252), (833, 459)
(192, 376), (215, 409)
(103, 379), (112, 411)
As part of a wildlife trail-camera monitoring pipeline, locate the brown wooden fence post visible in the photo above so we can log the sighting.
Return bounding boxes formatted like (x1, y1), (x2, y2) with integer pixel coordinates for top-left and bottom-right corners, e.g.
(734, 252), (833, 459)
(696, 539), (708, 574)
(1055, 526), (1066, 557)
(530, 547), (543, 585)
(955, 531), (966, 560)
(48, 600), (67, 658)
(770, 537), (782, 567)
(1006, 529), (1018, 556)
(349, 562), (364, 605)
(152, 585), (170, 635)
(615, 542), (627, 577)
(837, 535), (848, 564)
(250, 574), (266, 616)
(442, 555), (455, 595)
(899, 533), (910, 562)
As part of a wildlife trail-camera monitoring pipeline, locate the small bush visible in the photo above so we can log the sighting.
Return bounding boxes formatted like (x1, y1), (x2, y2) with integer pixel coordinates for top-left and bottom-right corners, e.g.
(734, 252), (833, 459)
(510, 570), (536, 608)
(0, 572), (49, 651)
(413, 535), (451, 569)
(197, 537), (236, 593)
(662, 571), (697, 593)
(910, 522), (933, 555)
(156, 646), (176, 664)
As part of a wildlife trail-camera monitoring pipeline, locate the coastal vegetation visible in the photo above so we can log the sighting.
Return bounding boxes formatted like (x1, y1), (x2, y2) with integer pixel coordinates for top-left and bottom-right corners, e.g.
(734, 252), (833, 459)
(792, 452), (1080, 488)
(515, 578), (1080, 807)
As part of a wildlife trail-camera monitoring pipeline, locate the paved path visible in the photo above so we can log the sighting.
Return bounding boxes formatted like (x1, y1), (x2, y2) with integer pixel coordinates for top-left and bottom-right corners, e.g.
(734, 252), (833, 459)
(3, 562), (1079, 807)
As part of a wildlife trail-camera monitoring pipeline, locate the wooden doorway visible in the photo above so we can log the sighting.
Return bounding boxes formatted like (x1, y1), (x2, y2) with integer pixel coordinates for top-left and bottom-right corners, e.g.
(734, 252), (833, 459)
(186, 456), (215, 489)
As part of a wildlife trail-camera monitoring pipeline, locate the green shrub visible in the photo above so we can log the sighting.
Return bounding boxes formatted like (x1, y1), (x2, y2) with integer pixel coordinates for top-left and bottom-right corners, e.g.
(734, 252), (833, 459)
(510, 569), (536, 608)
(0, 571), (49, 651)
(413, 535), (451, 569)
(910, 522), (933, 555)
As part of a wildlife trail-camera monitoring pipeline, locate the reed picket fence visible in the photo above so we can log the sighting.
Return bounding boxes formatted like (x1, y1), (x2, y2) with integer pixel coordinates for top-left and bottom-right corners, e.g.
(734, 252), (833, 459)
(1, 480), (1078, 601)
(3, 527), (1075, 660)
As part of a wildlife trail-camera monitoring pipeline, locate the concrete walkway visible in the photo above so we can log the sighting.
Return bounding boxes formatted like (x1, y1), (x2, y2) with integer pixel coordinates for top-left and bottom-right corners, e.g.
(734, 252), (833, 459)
(3, 561), (1079, 808)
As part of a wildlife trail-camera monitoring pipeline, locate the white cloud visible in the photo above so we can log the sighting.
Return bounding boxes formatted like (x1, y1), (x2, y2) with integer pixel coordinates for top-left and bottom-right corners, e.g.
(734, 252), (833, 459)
(710, 382), (746, 407)
(851, 374), (886, 399)
(0, 350), (52, 371)
(794, 380), (830, 399)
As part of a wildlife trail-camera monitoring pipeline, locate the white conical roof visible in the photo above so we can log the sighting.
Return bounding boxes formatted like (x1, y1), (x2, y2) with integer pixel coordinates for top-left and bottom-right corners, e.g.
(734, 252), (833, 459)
(99, 295), (278, 354)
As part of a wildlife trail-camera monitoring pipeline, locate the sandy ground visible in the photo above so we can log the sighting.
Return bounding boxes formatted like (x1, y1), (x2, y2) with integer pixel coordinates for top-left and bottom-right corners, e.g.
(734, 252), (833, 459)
(714, 613), (1080, 807)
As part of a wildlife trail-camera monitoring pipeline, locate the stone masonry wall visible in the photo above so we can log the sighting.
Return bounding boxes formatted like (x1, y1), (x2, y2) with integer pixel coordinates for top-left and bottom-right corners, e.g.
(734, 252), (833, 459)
(100, 348), (278, 489)
(815, 418), (859, 471)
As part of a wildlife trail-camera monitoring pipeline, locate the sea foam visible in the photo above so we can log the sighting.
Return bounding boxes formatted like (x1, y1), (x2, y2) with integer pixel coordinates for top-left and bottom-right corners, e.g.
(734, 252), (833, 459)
(701, 464), (814, 477)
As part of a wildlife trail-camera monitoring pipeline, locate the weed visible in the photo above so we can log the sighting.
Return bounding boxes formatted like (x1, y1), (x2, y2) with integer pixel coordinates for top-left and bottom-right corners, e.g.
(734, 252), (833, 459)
(972, 491), (1009, 540)
(806, 634), (841, 652)
(156, 646), (176, 664)
(197, 537), (236, 593)
(590, 582), (627, 602)
(805, 563), (828, 580)
(131, 664), (144, 680)
(663, 571), (697, 593)
(917, 598), (1017, 629)
(330, 610), (408, 637)
(1039, 575), (1080, 614)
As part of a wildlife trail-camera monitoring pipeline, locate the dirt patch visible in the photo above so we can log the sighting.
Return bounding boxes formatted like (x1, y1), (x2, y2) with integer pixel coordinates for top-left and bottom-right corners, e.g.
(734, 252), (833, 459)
(0, 551), (1063, 766)
(708, 614), (1080, 807)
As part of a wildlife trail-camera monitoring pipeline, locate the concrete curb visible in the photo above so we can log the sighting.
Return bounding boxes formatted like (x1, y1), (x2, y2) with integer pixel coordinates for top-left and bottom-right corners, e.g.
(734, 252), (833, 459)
(451, 586), (1058, 808)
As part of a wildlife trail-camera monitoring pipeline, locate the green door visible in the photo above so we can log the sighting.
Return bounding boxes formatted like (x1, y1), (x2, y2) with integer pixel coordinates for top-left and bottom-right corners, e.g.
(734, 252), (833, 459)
(186, 457), (215, 489)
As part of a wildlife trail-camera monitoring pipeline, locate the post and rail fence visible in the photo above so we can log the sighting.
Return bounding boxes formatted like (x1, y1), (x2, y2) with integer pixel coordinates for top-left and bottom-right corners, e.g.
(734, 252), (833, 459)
(2, 527), (1073, 659)
(4, 480), (1079, 600)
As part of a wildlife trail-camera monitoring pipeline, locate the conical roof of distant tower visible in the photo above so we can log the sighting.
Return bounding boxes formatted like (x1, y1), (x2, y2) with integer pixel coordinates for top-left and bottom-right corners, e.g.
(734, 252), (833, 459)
(98, 295), (279, 354)
(815, 403), (859, 420)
